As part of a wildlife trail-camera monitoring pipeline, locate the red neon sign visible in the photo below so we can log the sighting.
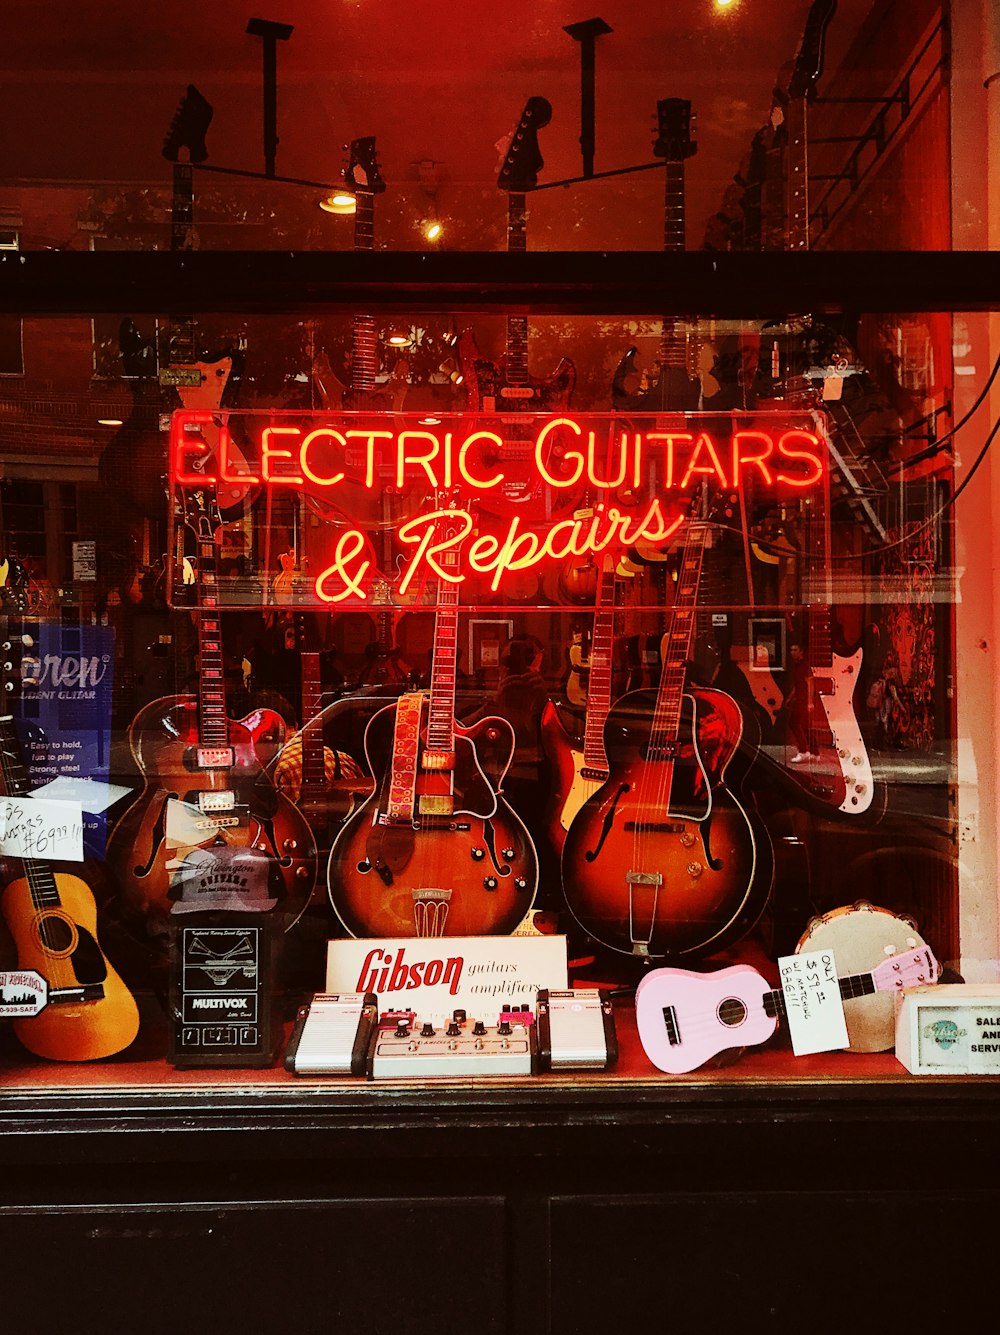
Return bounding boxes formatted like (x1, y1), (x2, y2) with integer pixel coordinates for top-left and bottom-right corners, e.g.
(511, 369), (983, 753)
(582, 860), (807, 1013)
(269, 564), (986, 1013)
(169, 410), (828, 607)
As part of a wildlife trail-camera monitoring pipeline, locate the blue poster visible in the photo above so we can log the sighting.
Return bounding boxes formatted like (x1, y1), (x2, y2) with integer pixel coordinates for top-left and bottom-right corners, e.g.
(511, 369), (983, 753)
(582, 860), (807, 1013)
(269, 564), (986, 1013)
(8, 621), (116, 859)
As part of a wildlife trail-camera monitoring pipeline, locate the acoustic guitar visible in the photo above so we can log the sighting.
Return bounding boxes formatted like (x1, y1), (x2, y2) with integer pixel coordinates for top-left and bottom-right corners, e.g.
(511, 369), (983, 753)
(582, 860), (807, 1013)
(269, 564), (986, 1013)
(327, 495), (538, 938)
(106, 488), (317, 927)
(560, 510), (773, 960)
(0, 700), (139, 1062)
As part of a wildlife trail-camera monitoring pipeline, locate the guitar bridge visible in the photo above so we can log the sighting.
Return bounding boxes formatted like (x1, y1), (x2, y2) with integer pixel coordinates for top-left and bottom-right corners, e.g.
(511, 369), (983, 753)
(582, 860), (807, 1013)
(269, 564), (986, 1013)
(49, 984), (105, 1005)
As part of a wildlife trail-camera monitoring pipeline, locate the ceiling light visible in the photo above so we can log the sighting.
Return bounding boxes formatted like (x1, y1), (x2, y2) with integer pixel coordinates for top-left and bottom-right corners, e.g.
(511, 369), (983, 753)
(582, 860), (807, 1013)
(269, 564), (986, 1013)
(423, 219), (443, 243)
(319, 191), (357, 214)
(97, 418), (123, 426)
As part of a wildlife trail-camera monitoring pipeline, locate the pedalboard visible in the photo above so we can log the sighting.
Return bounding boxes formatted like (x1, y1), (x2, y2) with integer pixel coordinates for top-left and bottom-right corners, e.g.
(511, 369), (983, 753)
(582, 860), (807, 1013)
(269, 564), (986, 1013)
(283, 989), (618, 1079)
(367, 1008), (538, 1079)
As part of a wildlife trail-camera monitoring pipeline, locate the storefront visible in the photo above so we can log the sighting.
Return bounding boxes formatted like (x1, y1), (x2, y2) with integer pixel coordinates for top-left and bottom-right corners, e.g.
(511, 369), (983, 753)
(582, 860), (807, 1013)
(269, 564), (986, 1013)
(1, 2), (998, 1328)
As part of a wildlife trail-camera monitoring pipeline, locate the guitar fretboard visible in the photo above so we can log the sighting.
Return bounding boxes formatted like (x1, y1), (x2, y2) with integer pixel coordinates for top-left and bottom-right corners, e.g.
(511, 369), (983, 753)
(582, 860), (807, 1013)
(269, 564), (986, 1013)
(195, 528), (229, 750)
(582, 561), (618, 772)
(763, 967), (877, 1020)
(300, 651), (325, 795)
(506, 193), (529, 386)
(659, 159), (688, 370)
(426, 574), (459, 754)
(169, 161), (197, 367)
(647, 524), (707, 761)
(0, 716), (61, 909)
(351, 192), (379, 395)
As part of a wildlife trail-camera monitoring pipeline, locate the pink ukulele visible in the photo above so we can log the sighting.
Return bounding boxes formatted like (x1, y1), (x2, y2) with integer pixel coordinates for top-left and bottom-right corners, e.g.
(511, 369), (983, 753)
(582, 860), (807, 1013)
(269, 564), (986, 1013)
(635, 946), (938, 1074)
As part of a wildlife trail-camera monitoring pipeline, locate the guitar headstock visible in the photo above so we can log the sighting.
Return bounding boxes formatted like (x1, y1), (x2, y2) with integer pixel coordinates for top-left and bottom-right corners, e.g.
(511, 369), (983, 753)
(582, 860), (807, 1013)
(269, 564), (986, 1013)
(345, 136), (387, 195)
(162, 84), (214, 164)
(653, 98), (697, 162)
(872, 945), (940, 993)
(497, 96), (552, 192)
(178, 479), (222, 546)
(787, 0), (837, 101)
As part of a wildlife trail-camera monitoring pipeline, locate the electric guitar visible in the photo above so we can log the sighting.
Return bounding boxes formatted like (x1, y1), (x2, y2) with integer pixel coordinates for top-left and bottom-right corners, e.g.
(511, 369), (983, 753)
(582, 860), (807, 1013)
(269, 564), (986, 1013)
(309, 136), (415, 531)
(0, 700), (139, 1061)
(560, 512), (772, 960)
(611, 98), (700, 413)
(635, 943), (937, 1074)
(100, 85), (255, 519)
(106, 488), (317, 926)
(327, 495), (538, 938)
(457, 97), (578, 521)
(541, 555), (618, 854)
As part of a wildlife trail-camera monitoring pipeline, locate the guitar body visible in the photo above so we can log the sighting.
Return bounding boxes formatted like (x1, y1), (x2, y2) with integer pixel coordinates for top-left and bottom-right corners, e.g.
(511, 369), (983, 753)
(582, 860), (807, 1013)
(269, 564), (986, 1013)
(540, 700), (608, 856)
(327, 698), (537, 938)
(1, 871), (140, 1061)
(611, 346), (701, 414)
(107, 697), (317, 921)
(634, 963), (777, 1074)
(561, 686), (771, 959)
(813, 648), (873, 813)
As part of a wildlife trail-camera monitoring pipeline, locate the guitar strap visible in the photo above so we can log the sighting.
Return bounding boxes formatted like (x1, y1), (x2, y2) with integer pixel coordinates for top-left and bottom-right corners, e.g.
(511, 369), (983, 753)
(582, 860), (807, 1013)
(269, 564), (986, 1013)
(385, 692), (423, 822)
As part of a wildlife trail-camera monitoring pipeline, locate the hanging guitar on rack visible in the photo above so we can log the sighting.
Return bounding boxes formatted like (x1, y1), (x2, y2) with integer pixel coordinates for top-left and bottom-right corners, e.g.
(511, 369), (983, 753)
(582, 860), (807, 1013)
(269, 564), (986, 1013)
(560, 498), (773, 960)
(308, 136), (416, 531)
(99, 85), (256, 521)
(457, 97), (578, 522)
(106, 487), (317, 927)
(0, 657), (140, 1062)
(327, 492), (538, 938)
(611, 98), (700, 414)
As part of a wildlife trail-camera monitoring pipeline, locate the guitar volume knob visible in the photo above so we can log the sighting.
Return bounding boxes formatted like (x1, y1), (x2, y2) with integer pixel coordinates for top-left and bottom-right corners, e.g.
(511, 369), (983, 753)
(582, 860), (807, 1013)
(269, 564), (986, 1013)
(484, 876), (498, 890)
(501, 847), (515, 860)
(471, 847), (485, 861)
(687, 862), (704, 878)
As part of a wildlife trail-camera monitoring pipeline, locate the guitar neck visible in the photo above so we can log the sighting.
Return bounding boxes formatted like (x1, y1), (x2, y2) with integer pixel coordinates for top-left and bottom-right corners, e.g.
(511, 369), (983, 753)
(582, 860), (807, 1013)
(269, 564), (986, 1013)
(506, 193), (529, 385)
(648, 524), (707, 748)
(426, 578), (459, 753)
(659, 159), (687, 368)
(351, 191), (379, 393)
(299, 651), (325, 794)
(195, 526), (229, 751)
(784, 96), (811, 252)
(169, 162), (197, 365)
(763, 966), (878, 1020)
(582, 563), (618, 770)
(0, 716), (62, 908)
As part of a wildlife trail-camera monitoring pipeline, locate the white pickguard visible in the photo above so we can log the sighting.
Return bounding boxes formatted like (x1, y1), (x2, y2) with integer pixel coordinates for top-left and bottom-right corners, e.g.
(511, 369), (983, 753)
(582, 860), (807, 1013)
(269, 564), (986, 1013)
(817, 648), (873, 814)
(557, 748), (609, 834)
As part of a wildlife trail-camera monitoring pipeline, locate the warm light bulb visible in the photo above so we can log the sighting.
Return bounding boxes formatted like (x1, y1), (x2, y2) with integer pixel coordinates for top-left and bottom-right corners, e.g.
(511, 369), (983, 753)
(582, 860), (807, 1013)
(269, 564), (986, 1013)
(714, 0), (737, 8)
(98, 418), (123, 426)
(319, 192), (357, 215)
(423, 220), (443, 242)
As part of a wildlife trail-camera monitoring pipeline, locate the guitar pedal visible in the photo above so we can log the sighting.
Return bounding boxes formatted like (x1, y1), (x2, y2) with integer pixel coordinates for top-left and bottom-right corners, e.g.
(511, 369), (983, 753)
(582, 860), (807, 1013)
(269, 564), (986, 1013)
(536, 989), (618, 1071)
(285, 992), (378, 1076)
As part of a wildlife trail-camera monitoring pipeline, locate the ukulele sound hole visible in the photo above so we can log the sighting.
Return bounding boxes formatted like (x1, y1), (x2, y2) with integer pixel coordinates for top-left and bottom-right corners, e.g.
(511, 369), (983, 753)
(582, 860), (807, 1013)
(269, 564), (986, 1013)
(717, 997), (748, 1028)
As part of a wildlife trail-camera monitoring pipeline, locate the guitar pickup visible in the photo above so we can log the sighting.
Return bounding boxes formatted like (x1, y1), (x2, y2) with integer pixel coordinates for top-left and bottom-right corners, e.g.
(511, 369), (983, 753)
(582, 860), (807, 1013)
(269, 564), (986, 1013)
(193, 815), (241, 830)
(196, 748), (236, 770)
(421, 750), (455, 772)
(417, 794), (454, 817)
(197, 790), (236, 813)
(49, 984), (105, 1005)
(500, 386), (535, 399)
(160, 367), (204, 388)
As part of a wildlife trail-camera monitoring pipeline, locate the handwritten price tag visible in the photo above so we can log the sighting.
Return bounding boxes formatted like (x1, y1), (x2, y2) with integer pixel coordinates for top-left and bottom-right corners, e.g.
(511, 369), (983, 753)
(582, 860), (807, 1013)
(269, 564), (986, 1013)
(778, 950), (849, 1057)
(0, 796), (85, 863)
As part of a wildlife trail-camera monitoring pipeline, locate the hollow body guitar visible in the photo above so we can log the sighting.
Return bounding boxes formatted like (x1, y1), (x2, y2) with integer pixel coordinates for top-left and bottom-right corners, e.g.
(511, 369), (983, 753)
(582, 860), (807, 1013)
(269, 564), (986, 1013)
(107, 495), (316, 925)
(327, 502), (537, 937)
(560, 522), (772, 960)
(0, 712), (139, 1061)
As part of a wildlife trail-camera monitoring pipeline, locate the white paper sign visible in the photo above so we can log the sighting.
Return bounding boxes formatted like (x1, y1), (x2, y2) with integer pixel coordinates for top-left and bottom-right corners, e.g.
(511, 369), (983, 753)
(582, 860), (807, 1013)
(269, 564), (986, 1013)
(29, 776), (133, 815)
(326, 934), (568, 1023)
(0, 969), (48, 1017)
(778, 950), (850, 1056)
(0, 796), (84, 862)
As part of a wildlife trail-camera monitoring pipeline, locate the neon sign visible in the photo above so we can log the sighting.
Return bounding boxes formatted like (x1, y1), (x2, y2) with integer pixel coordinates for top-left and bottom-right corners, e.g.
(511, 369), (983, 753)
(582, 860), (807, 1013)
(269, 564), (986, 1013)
(172, 412), (825, 495)
(168, 410), (829, 609)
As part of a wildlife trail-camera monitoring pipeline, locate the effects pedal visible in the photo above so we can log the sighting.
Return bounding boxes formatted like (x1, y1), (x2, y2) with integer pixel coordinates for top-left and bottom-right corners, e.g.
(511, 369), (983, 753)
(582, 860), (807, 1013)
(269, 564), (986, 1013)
(285, 992), (378, 1075)
(536, 989), (618, 1070)
(367, 1008), (538, 1079)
